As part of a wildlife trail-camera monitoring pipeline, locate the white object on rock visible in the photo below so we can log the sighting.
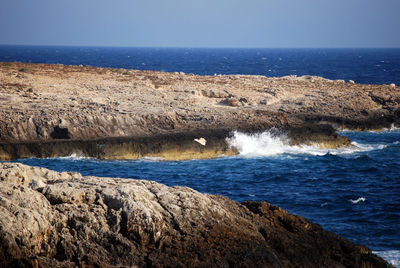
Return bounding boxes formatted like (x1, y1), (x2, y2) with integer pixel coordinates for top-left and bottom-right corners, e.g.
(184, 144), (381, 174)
(194, 137), (207, 146)
(389, 83), (396, 88)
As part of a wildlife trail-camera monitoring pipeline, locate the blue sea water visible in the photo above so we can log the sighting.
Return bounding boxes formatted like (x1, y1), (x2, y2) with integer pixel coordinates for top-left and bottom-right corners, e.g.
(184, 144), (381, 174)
(1, 45), (400, 85)
(1, 46), (400, 265)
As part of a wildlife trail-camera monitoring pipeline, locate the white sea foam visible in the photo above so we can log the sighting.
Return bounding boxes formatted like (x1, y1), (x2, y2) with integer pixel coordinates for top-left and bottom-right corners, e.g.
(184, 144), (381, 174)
(52, 153), (91, 160)
(339, 123), (400, 133)
(368, 124), (400, 133)
(373, 250), (400, 267)
(138, 156), (165, 162)
(351, 142), (387, 152)
(226, 130), (387, 157)
(389, 123), (400, 131)
(227, 130), (289, 157)
(349, 197), (366, 204)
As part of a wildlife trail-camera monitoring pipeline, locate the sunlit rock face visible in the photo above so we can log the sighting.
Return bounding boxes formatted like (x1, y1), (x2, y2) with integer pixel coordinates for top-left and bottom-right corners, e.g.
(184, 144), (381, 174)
(2, 63), (399, 160)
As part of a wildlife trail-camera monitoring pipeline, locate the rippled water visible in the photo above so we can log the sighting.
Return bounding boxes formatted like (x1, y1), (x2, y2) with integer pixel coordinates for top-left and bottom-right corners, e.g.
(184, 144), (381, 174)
(1, 46), (400, 85)
(13, 130), (400, 265)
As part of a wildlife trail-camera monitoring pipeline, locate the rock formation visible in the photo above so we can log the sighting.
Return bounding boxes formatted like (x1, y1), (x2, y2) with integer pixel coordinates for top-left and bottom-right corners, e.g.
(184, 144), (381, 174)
(0, 163), (391, 267)
(1, 62), (399, 160)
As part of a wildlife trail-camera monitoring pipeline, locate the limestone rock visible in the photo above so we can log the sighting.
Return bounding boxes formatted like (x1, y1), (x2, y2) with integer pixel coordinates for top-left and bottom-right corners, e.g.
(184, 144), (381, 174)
(0, 163), (390, 267)
(0, 62), (399, 160)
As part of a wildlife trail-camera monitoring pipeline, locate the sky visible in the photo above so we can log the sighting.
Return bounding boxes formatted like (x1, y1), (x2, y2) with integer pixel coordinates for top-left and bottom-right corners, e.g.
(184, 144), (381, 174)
(0, 0), (399, 48)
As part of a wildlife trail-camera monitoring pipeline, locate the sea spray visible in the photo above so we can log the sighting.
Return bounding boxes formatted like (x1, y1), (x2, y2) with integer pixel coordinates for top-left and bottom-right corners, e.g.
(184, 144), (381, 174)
(227, 130), (388, 157)
(226, 130), (289, 157)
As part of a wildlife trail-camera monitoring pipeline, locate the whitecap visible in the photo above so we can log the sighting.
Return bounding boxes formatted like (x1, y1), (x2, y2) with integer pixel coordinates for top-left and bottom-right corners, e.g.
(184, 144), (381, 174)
(372, 250), (400, 267)
(349, 197), (366, 204)
(321, 202), (328, 207)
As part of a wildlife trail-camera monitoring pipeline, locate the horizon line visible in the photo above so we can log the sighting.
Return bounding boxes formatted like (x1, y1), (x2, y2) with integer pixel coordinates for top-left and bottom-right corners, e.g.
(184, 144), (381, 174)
(0, 44), (399, 50)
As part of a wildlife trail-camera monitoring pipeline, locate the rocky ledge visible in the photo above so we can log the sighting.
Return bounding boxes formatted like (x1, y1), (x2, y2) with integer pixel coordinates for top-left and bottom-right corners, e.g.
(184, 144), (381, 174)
(0, 163), (391, 267)
(1, 62), (399, 160)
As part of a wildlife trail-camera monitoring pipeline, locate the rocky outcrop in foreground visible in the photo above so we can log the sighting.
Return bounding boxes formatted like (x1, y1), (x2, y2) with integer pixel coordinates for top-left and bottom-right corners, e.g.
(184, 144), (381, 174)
(0, 163), (389, 267)
(1, 62), (399, 160)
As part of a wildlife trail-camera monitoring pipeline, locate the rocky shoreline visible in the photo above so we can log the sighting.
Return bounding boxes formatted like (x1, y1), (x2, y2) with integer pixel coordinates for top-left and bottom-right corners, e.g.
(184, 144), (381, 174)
(0, 163), (391, 267)
(1, 62), (399, 160)
(0, 62), (398, 266)
(0, 63), (400, 267)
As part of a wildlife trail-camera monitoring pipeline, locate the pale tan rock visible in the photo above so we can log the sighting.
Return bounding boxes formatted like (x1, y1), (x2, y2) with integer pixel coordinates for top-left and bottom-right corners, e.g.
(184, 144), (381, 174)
(0, 62), (398, 145)
(0, 62), (399, 160)
(0, 163), (389, 267)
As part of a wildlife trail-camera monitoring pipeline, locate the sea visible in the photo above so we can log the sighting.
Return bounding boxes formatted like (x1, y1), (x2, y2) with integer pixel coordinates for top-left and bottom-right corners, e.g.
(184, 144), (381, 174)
(1, 46), (399, 266)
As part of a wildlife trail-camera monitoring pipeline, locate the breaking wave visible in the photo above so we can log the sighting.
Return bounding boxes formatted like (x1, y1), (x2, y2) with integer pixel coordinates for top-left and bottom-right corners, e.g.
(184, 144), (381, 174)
(340, 123), (400, 133)
(50, 153), (92, 160)
(226, 130), (387, 157)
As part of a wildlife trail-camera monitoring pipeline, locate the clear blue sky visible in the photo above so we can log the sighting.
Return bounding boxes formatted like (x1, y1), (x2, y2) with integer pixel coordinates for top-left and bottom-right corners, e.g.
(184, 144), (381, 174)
(1, 0), (399, 48)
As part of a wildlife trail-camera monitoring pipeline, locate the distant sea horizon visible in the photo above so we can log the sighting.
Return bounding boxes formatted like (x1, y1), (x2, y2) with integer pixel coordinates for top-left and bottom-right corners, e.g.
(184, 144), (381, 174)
(2, 44), (400, 49)
(1, 45), (399, 85)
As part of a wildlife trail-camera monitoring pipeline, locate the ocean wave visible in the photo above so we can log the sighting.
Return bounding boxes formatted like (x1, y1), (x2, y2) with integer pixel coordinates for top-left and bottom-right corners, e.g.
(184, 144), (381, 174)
(226, 130), (289, 157)
(43, 153), (92, 160)
(367, 125), (400, 133)
(339, 123), (400, 133)
(351, 142), (387, 151)
(226, 130), (387, 157)
(349, 197), (366, 204)
(137, 156), (165, 162)
(373, 250), (400, 267)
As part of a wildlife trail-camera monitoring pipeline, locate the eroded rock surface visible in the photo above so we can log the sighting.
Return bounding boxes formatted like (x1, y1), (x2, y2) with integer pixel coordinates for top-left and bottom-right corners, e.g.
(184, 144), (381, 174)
(0, 63), (399, 159)
(0, 163), (390, 267)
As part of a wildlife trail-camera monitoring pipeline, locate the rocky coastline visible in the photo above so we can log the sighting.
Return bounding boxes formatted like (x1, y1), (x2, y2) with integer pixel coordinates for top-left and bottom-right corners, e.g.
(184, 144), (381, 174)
(1, 62), (399, 160)
(0, 62), (398, 267)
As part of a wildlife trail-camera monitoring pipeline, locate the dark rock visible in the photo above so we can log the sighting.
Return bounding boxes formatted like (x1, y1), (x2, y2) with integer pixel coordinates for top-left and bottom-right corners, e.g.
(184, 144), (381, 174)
(50, 126), (70, 140)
